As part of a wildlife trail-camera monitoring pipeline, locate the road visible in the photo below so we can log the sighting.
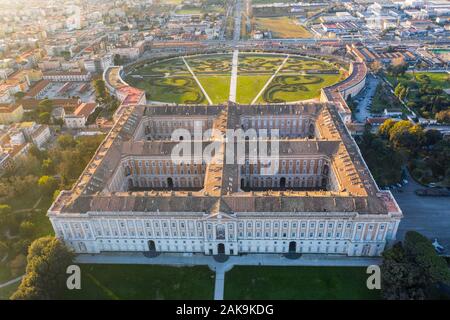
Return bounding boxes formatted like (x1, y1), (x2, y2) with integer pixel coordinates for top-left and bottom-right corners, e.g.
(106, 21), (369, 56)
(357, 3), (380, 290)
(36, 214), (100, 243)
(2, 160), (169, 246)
(229, 50), (239, 102)
(354, 74), (379, 122)
(233, 0), (242, 42)
(219, 1), (234, 40)
(394, 170), (450, 253)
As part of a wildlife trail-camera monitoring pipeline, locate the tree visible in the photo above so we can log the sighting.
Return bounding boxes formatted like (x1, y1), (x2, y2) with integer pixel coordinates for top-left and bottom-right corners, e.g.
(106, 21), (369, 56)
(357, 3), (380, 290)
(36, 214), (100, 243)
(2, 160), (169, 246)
(357, 128), (404, 186)
(37, 99), (53, 114)
(379, 119), (396, 138)
(381, 231), (450, 300)
(38, 175), (58, 196)
(388, 120), (424, 151)
(42, 158), (55, 175)
(53, 118), (64, 127)
(435, 110), (450, 123)
(38, 112), (51, 124)
(424, 129), (442, 146)
(93, 79), (108, 103)
(57, 134), (76, 150)
(403, 232), (450, 285)
(370, 61), (382, 74)
(14, 91), (26, 100)
(19, 221), (36, 239)
(394, 83), (407, 100)
(389, 57), (408, 77)
(11, 236), (75, 300)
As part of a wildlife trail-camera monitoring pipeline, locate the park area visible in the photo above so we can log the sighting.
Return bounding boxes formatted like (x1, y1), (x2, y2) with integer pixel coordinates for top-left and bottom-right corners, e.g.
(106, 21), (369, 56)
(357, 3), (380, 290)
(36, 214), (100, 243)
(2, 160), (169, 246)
(2, 264), (381, 300)
(125, 53), (344, 105)
(387, 71), (450, 89)
(0, 263), (382, 300)
(385, 71), (449, 120)
(61, 264), (215, 300)
(254, 17), (312, 39)
(224, 266), (380, 300)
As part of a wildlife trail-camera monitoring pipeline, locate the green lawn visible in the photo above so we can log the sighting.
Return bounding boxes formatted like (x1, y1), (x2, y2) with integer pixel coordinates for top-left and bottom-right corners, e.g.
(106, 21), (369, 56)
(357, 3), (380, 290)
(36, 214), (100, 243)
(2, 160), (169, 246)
(387, 72), (450, 89)
(371, 83), (404, 114)
(0, 282), (19, 300)
(254, 17), (312, 39)
(128, 75), (207, 104)
(186, 54), (232, 74)
(128, 58), (190, 77)
(0, 194), (54, 285)
(224, 266), (380, 300)
(0, 264), (13, 283)
(175, 9), (204, 15)
(197, 75), (231, 104)
(239, 54), (285, 73)
(258, 73), (342, 103)
(61, 264), (215, 300)
(125, 53), (347, 104)
(280, 57), (337, 73)
(237, 75), (272, 104)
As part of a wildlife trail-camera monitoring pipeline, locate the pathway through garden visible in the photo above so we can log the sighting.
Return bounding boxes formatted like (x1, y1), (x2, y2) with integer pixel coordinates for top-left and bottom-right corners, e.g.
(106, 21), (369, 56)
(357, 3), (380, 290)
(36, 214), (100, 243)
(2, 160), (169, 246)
(229, 50), (239, 102)
(182, 56), (213, 105)
(251, 54), (290, 105)
(0, 276), (22, 289)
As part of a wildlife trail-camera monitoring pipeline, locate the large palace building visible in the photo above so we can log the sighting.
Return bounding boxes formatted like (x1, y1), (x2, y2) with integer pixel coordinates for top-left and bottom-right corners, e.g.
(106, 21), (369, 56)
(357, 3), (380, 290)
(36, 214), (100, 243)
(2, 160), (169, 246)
(48, 102), (402, 256)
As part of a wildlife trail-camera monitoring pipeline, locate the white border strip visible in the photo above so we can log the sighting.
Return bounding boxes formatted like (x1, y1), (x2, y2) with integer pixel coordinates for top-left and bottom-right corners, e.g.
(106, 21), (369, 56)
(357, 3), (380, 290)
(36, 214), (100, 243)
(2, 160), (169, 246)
(251, 54), (290, 105)
(182, 56), (213, 105)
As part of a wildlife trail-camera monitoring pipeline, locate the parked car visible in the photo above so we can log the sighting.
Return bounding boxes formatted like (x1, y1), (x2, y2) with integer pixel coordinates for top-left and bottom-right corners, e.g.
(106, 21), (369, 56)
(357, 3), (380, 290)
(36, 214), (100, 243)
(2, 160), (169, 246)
(432, 239), (445, 254)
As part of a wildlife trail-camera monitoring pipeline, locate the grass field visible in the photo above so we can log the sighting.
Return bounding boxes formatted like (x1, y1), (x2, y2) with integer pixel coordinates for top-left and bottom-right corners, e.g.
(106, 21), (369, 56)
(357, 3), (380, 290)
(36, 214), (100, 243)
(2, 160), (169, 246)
(125, 53), (346, 104)
(258, 73), (343, 103)
(280, 56), (337, 73)
(127, 75), (206, 104)
(386, 72), (450, 90)
(197, 75), (231, 104)
(239, 54), (285, 73)
(252, 0), (297, 3)
(237, 75), (272, 104)
(186, 54), (232, 74)
(128, 58), (190, 76)
(224, 266), (380, 300)
(61, 264), (214, 300)
(175, 6), (224, 15)
(0, 282), (19, 300)
(255, 17), (312, 39)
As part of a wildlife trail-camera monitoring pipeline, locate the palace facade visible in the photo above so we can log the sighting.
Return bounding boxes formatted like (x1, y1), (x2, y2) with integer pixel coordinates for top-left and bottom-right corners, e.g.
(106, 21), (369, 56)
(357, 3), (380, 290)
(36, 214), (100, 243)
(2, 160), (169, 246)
(48, 102), (402, 256)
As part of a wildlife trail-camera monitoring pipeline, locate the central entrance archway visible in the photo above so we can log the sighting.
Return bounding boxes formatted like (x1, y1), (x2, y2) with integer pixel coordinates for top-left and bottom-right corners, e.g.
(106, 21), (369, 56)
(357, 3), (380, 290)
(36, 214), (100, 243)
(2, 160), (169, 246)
(167, 177), (174, 189)
(289, 241), (296, 253)
(148, 240), (156, 252)
(280, 177), (286, 188)
(217, 243), (225, 255)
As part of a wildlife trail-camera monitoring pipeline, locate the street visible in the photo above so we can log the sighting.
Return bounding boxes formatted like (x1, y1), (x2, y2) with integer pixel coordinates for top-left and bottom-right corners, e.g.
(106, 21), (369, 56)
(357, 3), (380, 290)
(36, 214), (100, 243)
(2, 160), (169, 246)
(354, 73), (379, 122)
(394, 171), (450, 253)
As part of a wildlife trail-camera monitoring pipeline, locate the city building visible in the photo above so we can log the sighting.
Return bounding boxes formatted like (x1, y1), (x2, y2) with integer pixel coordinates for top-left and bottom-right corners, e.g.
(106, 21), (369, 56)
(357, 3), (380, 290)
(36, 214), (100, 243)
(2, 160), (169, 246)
(64, 102), (97, 128)
(42, 71), (91, 82)
(30, 124), (51, 149)
(0, 103), (24, 124)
